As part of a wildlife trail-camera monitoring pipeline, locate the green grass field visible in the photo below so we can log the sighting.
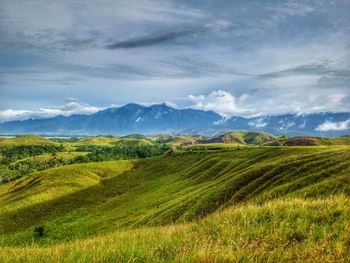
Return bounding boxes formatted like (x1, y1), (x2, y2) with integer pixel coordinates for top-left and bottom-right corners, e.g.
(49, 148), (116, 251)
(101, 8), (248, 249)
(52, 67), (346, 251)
(0, 135), (59, 148)
(150, 134), (201, 146)
(0, 146), (349, 262)
(201, 131), (278, 145)
(285, 136), (350, 146)
(60, 136), (154, 150)
(1, 196), (348, 262)
(186, 143), (245, 150)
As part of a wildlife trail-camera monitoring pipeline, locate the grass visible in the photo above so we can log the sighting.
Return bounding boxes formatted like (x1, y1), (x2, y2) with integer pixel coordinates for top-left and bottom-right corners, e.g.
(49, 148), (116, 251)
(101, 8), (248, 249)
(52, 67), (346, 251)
(0, 135), (59, 148)
(286, 136), (350, 146)
(113, 138), (154, 146)
(186, 143), (245, 150)
(150, 135), (201, 146)
(69, 136), (119, 147)
(0, 196), (349, 262)
(62, 136), (154, 149)
(0, 146), (349, 262)
(313, 136), (350, 145)
(2, 134), (348, 150)
(200, 131), (277, 145)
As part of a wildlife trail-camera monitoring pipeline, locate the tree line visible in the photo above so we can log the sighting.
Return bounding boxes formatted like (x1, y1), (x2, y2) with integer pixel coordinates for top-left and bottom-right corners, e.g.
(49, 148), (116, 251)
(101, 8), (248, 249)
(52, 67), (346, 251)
(0, 144), (171, 184)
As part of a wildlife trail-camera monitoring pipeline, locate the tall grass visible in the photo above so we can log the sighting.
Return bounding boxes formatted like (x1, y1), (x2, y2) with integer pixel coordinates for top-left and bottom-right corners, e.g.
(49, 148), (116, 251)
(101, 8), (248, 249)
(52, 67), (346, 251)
(0, 196), (349, 262)
(0, 146), (349, 262)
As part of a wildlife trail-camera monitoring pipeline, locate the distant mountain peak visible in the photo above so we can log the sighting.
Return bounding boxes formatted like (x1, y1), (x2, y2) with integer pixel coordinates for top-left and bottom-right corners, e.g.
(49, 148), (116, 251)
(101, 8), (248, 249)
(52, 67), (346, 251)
(0, 105), (349, 136)
(150, 103), (171, 109)
(121, 102), (146, 110)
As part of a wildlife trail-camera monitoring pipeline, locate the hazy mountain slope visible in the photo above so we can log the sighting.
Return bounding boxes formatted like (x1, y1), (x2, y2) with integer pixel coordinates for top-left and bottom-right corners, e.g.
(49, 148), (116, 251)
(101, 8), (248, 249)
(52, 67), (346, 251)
(231, 112), (350, 136)
(0, 104), (349, 136)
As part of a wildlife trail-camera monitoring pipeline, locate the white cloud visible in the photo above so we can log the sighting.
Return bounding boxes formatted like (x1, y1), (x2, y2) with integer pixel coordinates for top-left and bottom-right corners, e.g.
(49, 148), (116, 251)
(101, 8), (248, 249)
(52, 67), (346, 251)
(299, 120), (307, 128)
(316, 119), (350, 131)
(248, 118), (268, 128)
(188, 90), (250, 117)
(278, 120), (296, 130)
(329, 93), (347, 105)
(164, 101), (178, 109)
(0, 99), (102, 122)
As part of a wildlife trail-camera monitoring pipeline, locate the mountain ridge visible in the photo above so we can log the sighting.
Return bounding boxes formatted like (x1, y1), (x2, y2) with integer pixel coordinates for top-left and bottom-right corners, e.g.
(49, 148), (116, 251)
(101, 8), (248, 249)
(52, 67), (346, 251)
(0, 103), (349, 136)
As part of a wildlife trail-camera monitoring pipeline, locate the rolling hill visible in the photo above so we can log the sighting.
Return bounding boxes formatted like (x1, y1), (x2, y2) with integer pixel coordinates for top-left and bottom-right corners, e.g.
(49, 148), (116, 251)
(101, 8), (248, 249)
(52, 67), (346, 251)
(150, 134), (202, 146)
(200, 131), (277, 145)
(285, 136), (350, 146)
(0, 146), (349, 262)
(69, 136), (154, 147)
(2, 134), (349, 150)
(0, 135), (59, 148)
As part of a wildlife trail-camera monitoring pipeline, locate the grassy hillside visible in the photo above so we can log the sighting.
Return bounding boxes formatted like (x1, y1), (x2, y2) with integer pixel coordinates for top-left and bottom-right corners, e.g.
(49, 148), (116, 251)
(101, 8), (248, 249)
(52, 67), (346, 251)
(67, 136), (154, 148)
(286, 136), (350, 146)
(114, 138), (153, 146)
(12, 152), (88, 164)
(1, 196), (348, 262)
(0, 135), (59, 147)
(71, 136), (119, 147)
(122, 134), (149, 140)
(201, 131), (277, 145)
(151, 134), (202, 146)
(186, 143), (245, 150)
(0, 146), (349, 262)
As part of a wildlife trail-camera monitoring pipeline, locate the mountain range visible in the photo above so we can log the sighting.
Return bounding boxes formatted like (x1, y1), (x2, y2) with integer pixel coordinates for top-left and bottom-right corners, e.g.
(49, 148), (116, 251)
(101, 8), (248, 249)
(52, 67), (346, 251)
(0, 103), (349, 136)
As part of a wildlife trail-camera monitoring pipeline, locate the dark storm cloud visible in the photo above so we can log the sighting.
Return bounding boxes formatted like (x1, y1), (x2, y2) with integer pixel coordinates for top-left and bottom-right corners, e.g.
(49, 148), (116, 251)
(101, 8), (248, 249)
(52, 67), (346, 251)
(107, 27), (202, 49)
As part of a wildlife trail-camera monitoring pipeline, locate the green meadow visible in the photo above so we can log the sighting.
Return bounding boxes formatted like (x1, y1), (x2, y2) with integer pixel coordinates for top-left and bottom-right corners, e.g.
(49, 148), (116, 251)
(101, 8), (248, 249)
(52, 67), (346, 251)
(0, 135), (59, 148)
(0, 139), (349, 262)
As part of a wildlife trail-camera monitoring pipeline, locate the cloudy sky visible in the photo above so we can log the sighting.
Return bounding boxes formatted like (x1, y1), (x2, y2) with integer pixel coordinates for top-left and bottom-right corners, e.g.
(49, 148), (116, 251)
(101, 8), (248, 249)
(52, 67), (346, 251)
(0, 0), (349, 121)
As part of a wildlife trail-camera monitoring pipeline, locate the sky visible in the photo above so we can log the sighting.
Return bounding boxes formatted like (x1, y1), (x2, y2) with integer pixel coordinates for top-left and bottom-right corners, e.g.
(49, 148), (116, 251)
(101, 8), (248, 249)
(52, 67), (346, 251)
(0, 0), (350, 122)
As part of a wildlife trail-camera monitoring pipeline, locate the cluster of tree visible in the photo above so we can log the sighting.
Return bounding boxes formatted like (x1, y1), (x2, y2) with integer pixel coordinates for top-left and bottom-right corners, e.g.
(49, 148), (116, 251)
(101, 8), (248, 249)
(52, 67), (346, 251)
(0, 155), (73, 184)
(277, 134), (289, 146)
(0, 144), (171, 184)
(0, 145), (64, 164)
(0, 145), (65, 184)
(0, 165), (20, 184)
(75, 145), (110, 152)
(74, 144), (171, 163)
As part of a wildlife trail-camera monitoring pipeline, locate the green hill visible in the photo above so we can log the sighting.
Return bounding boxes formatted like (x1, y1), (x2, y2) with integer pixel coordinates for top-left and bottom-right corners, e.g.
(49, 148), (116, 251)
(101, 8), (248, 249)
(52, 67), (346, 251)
(1, 196), (348, 262)
(0, 135), (59, 147)
(201, 131), (277, 145)
(71, 136), (153, 147)
(151, 134), (202, 146)
(70, 136), (120, 147)
(286, 136), (350, 146)
(122, 134), (150, 140)
(0, 146), (349, 262)
(12, 151), (88, 164)
(114, 138), (154, 146)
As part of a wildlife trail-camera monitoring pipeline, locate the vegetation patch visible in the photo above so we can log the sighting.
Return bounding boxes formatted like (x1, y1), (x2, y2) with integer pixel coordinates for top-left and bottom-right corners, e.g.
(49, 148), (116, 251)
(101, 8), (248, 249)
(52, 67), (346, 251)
(0, 135), (349, 262)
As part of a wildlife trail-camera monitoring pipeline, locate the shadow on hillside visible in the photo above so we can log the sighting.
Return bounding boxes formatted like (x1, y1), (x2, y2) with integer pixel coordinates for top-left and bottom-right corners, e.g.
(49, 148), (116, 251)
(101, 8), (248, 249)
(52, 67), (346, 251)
(1, 148), (349, 245)
(0, 168), (138, 235)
